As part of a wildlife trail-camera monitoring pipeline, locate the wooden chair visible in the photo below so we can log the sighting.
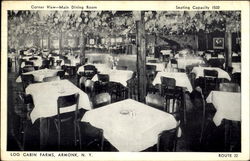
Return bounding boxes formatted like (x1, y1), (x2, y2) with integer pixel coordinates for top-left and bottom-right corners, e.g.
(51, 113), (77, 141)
(41, 60), (50, 69)
(64, 66), (77, 76)
(29, 57), (38, 60)
(57, 70), (65, 79)
(170, 59), (178, 69)
(54, 93), (81, 150)
(96, 74), (110, 93)
(25, 61), (34, 66)
(203, 69), (219, 95)
(16, 92), (34, 149)
(79, 122), (104, 151)
(160, 77), (183, 121)
(127, 72), (138, 100)
(232, 73), (241, 87)
(93, 93), (111, 108)
(208, 59), (224, 69)
(83, 65), (97, 79)
(56, 60), (63, 66)
(43, 76), (60, 82)
(108, 81), (128, 102)
(79, 76), (94, 97)
(146, 65), (157, 93)
(145, 93), (166, 111)
(21, 74), (35, 91)
(22, 66), (35, 73)
(222, 119), (241, 152)
(157, 121), (180, 152)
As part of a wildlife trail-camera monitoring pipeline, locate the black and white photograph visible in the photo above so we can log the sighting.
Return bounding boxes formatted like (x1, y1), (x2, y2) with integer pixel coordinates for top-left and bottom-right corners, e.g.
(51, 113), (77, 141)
(1, 1), (249, 160)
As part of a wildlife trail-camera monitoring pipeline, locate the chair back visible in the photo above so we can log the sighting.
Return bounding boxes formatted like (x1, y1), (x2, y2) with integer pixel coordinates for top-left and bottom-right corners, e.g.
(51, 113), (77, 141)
(57, 93), (79, 110)
(146, 65), (156, 71)
(22, 66), (35, 73)
(148, 60), (157, 63)
(25, 61), (34, 66)
(208, 59), (224, 68)
(211, 52), (218, 58)
(146, 65), (157, 81)
(56, 93), (80, 149)
(29, 57), (38, 60)
(145, 93), (165, 111)
(171, 59), (178, 68)
(219, 83), (240, 92)
(21, 74), (35, 90)
(97, 74), (110, 83)
(43, 76), (60, 82)
(161, 76), (176, 90)
(41, 60), (50, 69)
(204, 69), (218, 78)
(83, 65), (97, 79)
(93, 93), (111, 108)
(232, 56), (241, 62)
(232, 73), (241, 86)
(64, 66), (77, 76)
(56, 60), (62, 66)
(57, 70), (65, 79)
(203, 69), (219, 94)
(84, 65), (96, 71)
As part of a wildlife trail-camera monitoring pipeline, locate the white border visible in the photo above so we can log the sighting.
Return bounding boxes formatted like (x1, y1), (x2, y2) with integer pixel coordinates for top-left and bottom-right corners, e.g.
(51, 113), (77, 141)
(1, 1), (249, 160)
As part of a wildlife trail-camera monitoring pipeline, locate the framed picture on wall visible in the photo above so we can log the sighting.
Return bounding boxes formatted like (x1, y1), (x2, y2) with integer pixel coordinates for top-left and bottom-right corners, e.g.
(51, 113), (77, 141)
(213, 37), (224, 49)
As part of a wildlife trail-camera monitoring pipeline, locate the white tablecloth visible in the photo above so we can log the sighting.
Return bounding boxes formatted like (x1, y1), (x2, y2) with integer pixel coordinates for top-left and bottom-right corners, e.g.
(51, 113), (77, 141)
(161, 50), (172, 56)
(152, 72), (193, 92)
(16, 68), (61, 83)
(205, 54), (225, 60)
(77, 63), (111, 74)
(92, 69), (134, 87)
(232, 62), (241, 74)
(206, 91), (241, 126)
(177, 58), (204, 69)
(146, 63), (166, 71)
(26, 80), (92, 123)
(191, 67), (231, 81)
(20, 56), (43, 68)
(81, 99), (178, 152)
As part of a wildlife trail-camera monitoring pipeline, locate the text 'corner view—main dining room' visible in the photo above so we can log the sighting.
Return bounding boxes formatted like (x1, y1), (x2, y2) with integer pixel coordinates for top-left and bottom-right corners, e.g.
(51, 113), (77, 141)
(7, 10), (241, 152)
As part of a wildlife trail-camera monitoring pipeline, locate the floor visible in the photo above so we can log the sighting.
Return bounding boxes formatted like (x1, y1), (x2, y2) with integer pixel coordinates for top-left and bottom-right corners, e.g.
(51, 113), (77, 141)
(6, 64), (241, 152)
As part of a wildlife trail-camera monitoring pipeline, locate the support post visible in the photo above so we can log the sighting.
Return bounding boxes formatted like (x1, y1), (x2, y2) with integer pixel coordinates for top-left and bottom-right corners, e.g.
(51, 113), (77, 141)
(48, 31), (51, 50)
(136, 11), (146, 102)
(59, 31), (62, 54)
(225, 31), (232, 69)
(80, 30), (86, 65)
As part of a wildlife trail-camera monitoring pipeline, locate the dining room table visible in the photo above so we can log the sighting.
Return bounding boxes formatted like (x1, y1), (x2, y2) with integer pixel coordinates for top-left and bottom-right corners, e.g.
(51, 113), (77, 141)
(16, 68), (62, 83)
(92, 69), (134, 87)
(152, 71), (193, 93)
(176, 57), (205, 70)
(26, 79), (92, 149)
(81, 99), (180, 152)
(206, 91), (241, 126)
(191, 66), (231, 81)
(20, 56), (43, 68)
(77, 63), (112, 74)
(146, 62), (166, 72)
